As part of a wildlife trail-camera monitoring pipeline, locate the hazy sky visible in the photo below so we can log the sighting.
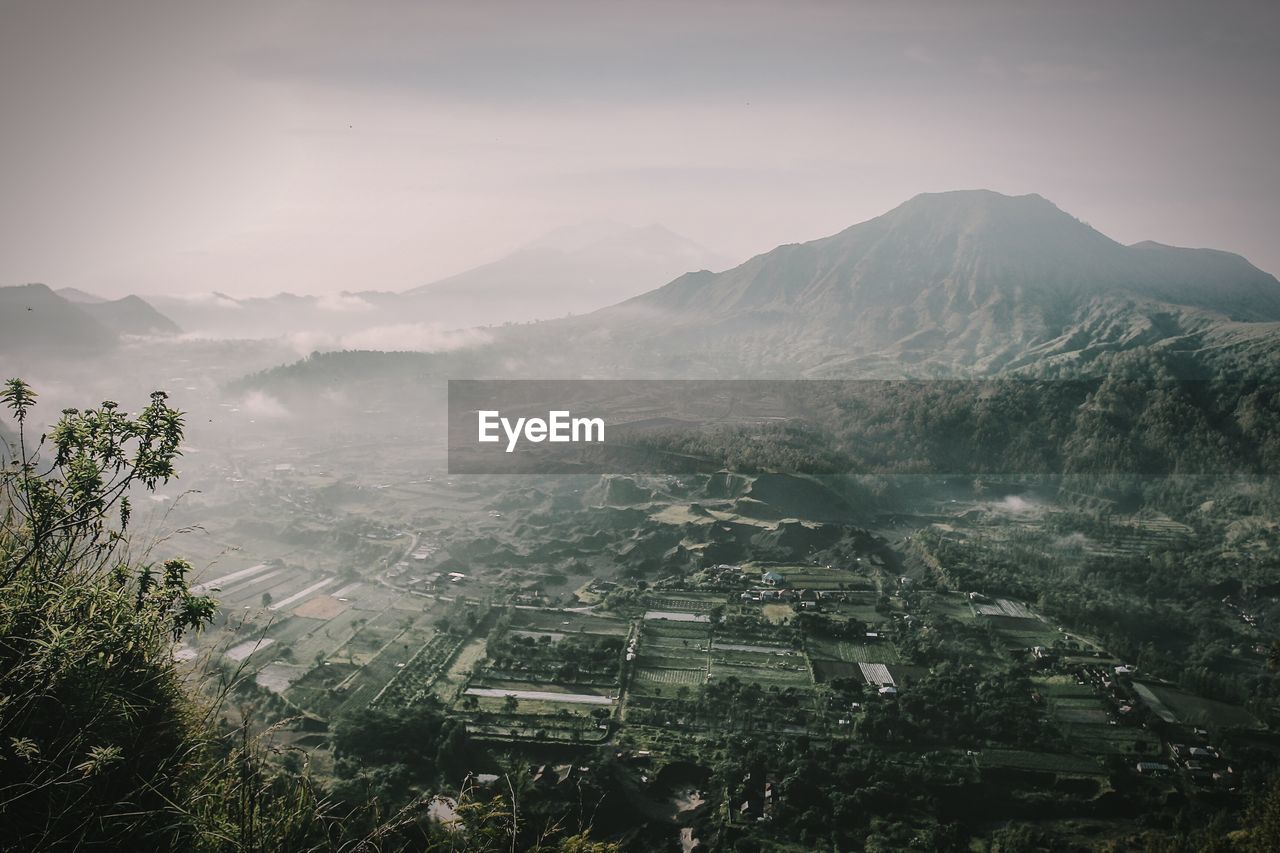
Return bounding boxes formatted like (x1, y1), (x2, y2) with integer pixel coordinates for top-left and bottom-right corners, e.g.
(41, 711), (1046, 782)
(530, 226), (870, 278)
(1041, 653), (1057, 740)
(2, 0), (1279, 298)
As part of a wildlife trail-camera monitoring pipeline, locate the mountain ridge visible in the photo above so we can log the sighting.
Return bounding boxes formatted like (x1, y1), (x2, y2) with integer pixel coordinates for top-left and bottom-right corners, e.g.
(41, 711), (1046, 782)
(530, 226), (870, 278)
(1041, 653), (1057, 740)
(233, 190), (1280, 396)
(540, 190), (1280, 376)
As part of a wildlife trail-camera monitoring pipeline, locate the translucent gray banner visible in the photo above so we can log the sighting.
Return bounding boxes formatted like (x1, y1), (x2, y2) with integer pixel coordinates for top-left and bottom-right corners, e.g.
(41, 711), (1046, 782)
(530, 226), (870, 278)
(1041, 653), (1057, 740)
(447, 379), (1280, 475)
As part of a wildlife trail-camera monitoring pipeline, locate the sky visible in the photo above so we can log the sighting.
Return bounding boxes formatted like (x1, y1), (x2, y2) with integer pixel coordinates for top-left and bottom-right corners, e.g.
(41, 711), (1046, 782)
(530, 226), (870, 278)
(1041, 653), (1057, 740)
(2, 0), (1279, 298)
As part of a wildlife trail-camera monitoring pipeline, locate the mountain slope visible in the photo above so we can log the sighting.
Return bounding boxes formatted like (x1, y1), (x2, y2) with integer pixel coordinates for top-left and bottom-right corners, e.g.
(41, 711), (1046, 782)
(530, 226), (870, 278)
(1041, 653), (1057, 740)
(236, 190), (1280, 395)
(56, 286), (108, 304)
(565, 190), (1280, 375)
(79, 295), (182, 336)
(403, 221), (728, 326)
(147, 223), (726, 339)
(0, 284), (118, 354)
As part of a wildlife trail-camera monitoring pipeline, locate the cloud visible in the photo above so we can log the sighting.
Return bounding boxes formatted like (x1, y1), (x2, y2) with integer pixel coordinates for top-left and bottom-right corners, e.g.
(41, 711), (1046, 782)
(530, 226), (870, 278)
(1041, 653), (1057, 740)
(238, 390), (290, 419)
(316, 292), (375, 312)
(169, 292), (243, 309)
(338, 323), (491, 352)
(282, 323), (491, 355)
(994, 495), (1035, 513)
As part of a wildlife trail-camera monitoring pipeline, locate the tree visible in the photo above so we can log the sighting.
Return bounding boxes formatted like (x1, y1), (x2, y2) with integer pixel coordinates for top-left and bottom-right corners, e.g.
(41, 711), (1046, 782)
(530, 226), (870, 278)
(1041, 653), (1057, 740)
(435, 720), (474, 782)
(0, 380), (217, 849)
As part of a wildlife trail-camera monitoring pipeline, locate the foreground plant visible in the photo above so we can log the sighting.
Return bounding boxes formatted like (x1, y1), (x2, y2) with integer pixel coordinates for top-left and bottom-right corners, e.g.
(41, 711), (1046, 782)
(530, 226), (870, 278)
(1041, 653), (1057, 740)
(0, 379), (218, 849)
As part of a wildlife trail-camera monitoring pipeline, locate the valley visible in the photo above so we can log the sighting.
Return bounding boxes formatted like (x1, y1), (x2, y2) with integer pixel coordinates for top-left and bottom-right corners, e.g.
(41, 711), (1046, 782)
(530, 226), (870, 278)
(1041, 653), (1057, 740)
(150, 417), (1279, 849)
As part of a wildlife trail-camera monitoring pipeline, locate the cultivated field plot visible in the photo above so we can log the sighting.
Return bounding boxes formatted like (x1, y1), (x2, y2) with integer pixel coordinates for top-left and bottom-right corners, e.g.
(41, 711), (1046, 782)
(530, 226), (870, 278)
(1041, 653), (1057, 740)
(464, 686), (613, 705)
(191, 561), (277, 595)
(858, 662), (894, 686)
(286, 662), (359, 718)
(761, 604), (793, 624)
(255, 662), (306, 693)
(630, 617), (709, 697)
(756, 566), (869, 590)
(293, 595), (348, 620)
(984, 616), (1061, 647)
(645, 593), (722, 612)
(634, 666), (706, 685)
(811, 659), (861, 682)
(821, 593), (888, 624)
(646, 620), (711, 638)
(432, 636), (488, 701)
(1079, 514), (1193, 559)
(213, 567), (290, 599)
(642, 626), (712, 659)
(1051, 702), (1111, 725)
(337, 623), (404, 666)
(644, 611), (711, 622)
(712, 641), (797, 655)
(980, 749), (1103, 776)
(1061, 724), (1161, 756)
(1033, 676), (1098, 700)
(1133, 681), (1263, 729)
(510, 610), (631, 636)
(270, 577), (338, 613)
(972, 598), (1034, 618)
(1036, 678), (1113, 729)
(641, 650), (709, 670)
(808, 637), (901, 665)
(278, 608), (442, 716)
(215, 567), (316, 609)
(225, 637), (275, 662)
(709, 657), (811, 687)
(926, 594), (980, 620)
(510, 629), (565, 642)
(284, 607), (381, 669)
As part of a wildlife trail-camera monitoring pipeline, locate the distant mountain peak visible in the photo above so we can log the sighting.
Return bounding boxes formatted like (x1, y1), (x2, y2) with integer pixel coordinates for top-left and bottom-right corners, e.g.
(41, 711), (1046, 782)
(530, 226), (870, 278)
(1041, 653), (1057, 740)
(56, 286), (108, 304)
(524, 219), (633, 253)
(585, 190), (1280, 373)
(399, 220), (729, 323)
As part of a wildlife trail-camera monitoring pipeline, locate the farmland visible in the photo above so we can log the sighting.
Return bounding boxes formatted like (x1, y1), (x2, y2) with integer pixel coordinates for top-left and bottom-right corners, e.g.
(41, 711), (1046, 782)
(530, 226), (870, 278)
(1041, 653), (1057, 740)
(144, 437), (1280, 852)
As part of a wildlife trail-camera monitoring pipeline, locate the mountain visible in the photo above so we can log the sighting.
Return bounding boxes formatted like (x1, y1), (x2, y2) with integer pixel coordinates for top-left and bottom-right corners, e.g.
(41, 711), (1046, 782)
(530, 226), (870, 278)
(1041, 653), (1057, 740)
(78, 295), (182, 336)
(55, 286), (108, 304)
(236, 189), (1280, 401)
(0, 285), (180, 358)
(146, 223), (727, 341)
(0, 284), (118, 354)
(403, 222), (728, 326)
(557, 190), (1280, 376)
